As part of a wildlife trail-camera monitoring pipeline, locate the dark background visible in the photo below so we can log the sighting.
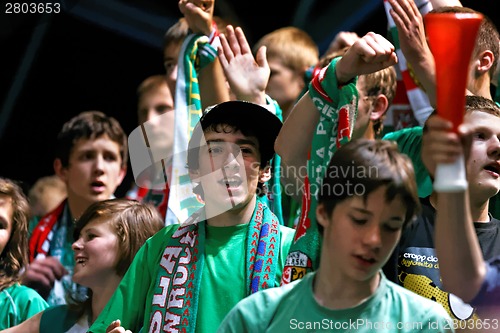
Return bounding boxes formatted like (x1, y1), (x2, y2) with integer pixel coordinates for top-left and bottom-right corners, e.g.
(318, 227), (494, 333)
(0, 0), (496, 196)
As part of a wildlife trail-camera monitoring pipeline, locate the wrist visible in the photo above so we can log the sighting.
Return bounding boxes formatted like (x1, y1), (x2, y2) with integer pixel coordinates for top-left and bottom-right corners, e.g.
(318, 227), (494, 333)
(335, 58), (355, 85)
(237, 91), (267, 105)
(208, 21), (219, 43)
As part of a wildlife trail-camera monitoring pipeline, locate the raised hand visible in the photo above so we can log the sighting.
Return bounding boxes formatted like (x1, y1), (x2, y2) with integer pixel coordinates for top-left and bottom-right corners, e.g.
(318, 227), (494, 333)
(388, 0), (432, 67)
(178, 0), (214, 36)
(388, 0), (437, 105)
(422, 114), (474, 177)
(327, 31), (360, 54)
(335, 32), (398, 83)
(21, 256), (68, 299)
(218, 25), (269, 105)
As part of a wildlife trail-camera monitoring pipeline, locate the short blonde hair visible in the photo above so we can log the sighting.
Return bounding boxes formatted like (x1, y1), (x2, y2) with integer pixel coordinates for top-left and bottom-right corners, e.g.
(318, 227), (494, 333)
(28, 175), (66, 216)
(253, 27), (319, 73)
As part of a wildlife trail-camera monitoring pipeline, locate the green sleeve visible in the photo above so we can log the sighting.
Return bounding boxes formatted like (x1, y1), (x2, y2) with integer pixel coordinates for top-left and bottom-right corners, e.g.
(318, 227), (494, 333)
(89, 227), (174, 333)
(383, 126), (433, 198)
(0, 285), (48, 329)
(20, 287), (49, 319)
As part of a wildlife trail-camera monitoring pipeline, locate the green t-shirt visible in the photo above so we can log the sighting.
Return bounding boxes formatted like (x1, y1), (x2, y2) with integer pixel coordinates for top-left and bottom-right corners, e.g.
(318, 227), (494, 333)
(218, 272), (454, 333)
(195, 224), (247, 333)
(89, 220), (295, 333)
(382, 126), (433, 198)
(0, 283), (49, 329)
(40, 304), (88, 333)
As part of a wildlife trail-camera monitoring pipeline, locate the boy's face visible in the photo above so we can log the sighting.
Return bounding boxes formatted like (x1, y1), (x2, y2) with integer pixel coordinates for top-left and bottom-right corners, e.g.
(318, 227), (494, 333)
(266, 57), (304, 116)
(163, 42), (182, 94)
(316, 186), (406, 283)
(57, 135), (126, 209)
(0, 194), (13, 256)
(191, 126), (269, 214)
(137, 84), (175, 157)
(465, 111), (500, 199)
(137, 84), (174, 125)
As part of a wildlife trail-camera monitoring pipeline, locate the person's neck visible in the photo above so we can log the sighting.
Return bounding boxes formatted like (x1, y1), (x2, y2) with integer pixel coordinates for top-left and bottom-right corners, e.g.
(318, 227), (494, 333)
(430, 192), (489, 222)
(313, 250), (380, 309)
(90, 274), (122, 324)
(471, 76), (493, 101)
(66, 196), (90, 220)
(469, 194), (490, 223)
(362, 125), (375, 141)
(206, 196), (256, 227)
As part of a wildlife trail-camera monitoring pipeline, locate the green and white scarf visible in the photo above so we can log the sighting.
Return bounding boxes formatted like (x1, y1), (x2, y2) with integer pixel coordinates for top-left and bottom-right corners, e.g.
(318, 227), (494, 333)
(281, 58), (358, 284)
(148, 201), (280, 333)
(166, 33), (218, 225)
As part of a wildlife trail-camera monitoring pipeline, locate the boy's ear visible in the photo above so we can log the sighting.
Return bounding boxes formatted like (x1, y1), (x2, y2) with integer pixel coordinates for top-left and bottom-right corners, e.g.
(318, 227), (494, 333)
(259, 165), (272, 183)
(117, 166), (127, 186)
(370, 94), (389, 122)
(475, 50), (494, 75)
(316, 203), (329, 229)
(53, 159), (67, 183)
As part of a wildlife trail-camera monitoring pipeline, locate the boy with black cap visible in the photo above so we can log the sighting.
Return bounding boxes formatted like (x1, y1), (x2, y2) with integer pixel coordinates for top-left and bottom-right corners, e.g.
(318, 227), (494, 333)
(89, 101), (295, 333)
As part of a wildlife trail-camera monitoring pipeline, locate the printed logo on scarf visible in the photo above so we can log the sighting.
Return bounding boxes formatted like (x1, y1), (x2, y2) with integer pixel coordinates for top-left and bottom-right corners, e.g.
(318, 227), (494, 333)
(281, 251), (313, 284)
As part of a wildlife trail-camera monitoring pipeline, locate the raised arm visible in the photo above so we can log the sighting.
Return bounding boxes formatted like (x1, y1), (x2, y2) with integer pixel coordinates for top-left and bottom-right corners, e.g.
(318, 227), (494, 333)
(178, 0), (230, 109)
(429, 115), (486, 302)
(388, 0), (437, 107)
(2, 312), (42, 333)
(275, 32), (397, 198)
(218, 25), (269, 105)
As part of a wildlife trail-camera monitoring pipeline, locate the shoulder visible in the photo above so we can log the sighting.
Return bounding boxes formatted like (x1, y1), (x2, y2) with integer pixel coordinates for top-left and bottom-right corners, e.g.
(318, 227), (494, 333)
(383, 126), (423, 141)
(4, 284), (47, 304)
(384, 279), (451, 320)
(470, 257), (500, 307)
(125, 225), (179, 265)
(490, 217), (500, 225)
(219, 278), (303, 331)
(146, 224), (179, 246)
(1, 284), (49, 323)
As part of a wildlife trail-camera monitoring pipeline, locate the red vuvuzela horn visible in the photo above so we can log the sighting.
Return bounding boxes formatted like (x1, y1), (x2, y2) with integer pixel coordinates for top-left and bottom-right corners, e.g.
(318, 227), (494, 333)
(425, 12), (483, 192)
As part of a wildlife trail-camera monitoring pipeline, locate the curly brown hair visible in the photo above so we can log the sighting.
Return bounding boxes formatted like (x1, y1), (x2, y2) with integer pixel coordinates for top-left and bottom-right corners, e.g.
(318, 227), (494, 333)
(0, 178), (30, 291)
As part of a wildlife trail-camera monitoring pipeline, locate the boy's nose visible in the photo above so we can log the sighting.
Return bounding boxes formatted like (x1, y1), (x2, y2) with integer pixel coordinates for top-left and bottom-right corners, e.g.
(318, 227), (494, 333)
(224, 152), (241, 171)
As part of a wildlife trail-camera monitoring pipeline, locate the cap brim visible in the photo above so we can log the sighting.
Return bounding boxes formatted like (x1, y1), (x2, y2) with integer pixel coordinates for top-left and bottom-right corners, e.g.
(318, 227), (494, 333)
(200, 100), (282, 148)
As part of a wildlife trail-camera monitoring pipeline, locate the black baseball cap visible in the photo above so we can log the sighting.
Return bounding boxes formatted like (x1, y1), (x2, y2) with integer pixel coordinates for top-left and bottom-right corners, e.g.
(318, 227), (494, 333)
(188, 100), (283, 168)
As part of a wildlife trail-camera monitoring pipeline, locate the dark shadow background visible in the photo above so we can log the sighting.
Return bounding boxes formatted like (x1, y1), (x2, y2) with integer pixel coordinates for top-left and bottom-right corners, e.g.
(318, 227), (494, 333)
(0, 0), (496, 196)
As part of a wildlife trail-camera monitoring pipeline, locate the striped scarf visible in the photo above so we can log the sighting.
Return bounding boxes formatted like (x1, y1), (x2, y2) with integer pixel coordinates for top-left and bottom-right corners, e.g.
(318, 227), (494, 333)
(281, 58), (358, 284)
(148, 201), (280, 333)
(29, 200), (66, 262)
(166, 34), (218, 225)
(383, 0), (434, 127)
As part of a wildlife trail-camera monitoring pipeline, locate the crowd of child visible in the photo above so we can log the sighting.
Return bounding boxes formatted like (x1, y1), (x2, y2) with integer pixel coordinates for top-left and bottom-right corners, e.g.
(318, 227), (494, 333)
(1, 0), (500, 332)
